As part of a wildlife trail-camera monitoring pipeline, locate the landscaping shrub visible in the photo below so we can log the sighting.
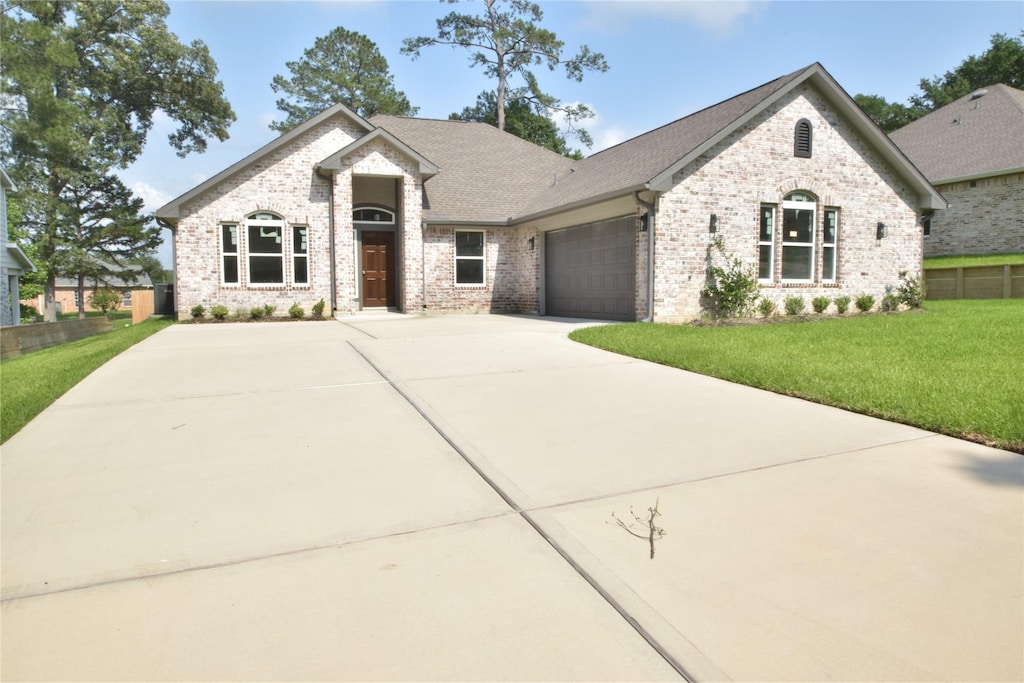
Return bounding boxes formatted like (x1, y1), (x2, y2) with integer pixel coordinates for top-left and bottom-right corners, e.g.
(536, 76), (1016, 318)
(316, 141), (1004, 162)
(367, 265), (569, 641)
(312, 298), (326, 320)
(834, 295), (851, 314)
(20, 303), (39, 323)
(812, 296), (830, 314)
(211, 305), (229, 320)
(701, 236), (761, 318)
(289, 302), (304, 319)
(191, 304), (206, 319)
(855, 294), (875, 312)
(89, 288), (122, 317)
(757, 297), (776, 318)
(263, 303), (276, 318)
(896, 270), (925, 308)
(249, 307), (265, 320)
(881, 293), (901, 312)
(784, 295), (805, 316)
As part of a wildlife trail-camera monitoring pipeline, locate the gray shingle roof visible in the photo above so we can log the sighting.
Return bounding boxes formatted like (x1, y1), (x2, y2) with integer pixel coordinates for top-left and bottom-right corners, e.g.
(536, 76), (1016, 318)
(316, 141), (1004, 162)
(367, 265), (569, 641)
(369, 116), (575, 224)
(516, 66), (809, 219)
(889, 84), (1024, 183)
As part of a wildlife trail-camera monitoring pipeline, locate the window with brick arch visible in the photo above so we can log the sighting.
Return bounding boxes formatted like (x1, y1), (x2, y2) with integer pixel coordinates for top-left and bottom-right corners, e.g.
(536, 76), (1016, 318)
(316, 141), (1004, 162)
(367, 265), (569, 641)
(245, 212), (285, 286)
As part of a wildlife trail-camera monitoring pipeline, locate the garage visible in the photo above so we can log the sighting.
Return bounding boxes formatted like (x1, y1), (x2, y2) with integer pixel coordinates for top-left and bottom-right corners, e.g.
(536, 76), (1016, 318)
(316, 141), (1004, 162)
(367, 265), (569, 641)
(544, 216), (636, 321)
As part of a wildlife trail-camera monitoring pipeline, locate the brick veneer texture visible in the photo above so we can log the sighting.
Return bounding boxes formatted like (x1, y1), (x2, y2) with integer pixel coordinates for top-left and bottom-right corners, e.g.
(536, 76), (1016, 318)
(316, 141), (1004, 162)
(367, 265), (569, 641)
(651, 84), (923, 322)
(924, 173), (1024, 257)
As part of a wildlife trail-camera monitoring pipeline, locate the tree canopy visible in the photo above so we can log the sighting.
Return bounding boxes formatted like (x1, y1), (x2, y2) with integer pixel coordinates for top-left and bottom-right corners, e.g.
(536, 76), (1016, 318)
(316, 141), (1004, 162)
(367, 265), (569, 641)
(857, 32), (1024, 133)
(451, 90), (581, 158)
(1, 0), (235, 319)
(403, 0), (608, 147)
(270, 27), (417, 133)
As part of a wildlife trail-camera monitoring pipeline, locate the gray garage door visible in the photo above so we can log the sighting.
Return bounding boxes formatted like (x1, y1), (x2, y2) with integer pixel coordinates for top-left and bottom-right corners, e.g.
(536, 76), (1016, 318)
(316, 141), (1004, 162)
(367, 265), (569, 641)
(545, 217), (636, 321)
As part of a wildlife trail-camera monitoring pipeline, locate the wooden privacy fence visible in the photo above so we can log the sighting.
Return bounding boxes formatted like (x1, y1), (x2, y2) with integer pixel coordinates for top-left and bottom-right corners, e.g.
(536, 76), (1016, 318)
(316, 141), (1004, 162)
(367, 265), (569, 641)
(924, 264), (1024, 300)
(131, 289), (155, 324)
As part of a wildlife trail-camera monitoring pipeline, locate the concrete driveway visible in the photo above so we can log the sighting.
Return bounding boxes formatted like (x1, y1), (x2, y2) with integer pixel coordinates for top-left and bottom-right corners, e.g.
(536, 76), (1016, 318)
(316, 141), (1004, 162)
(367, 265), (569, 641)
(2, 315), (1021, 681)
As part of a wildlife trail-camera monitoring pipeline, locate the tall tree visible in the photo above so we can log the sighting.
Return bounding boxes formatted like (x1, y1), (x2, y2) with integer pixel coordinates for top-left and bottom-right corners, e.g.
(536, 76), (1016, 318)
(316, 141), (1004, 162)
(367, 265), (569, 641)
(270, 27), (417, 133)
(911, 32), (1024, 110)
(856, 32), (1023, 133)
(403, 0), (608, 147)
(1, 0), (235, 320)
(451, 90), (581, 158)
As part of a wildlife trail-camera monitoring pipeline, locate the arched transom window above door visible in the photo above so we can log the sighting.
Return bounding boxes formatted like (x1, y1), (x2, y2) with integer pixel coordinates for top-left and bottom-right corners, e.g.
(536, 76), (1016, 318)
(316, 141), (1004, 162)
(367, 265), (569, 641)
(353, 207), (395, 223)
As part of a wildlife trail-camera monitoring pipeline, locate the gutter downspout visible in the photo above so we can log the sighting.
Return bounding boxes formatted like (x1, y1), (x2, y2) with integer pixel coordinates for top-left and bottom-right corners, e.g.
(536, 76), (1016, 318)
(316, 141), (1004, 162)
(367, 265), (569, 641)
(634, 191), (656, 322)
(326, 171), (337, 316)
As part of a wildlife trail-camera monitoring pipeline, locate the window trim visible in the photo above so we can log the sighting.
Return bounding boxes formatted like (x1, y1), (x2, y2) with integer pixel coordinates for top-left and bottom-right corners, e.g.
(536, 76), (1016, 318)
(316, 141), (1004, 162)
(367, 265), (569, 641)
(780, 197), (816, 284)
(244, 213), (286, 288)
(758, 205), (775, 282)
(292, 225), (309, 286)
(454, 229), (486, 287)
(220, 222), (240, 286)
(822, 207), (839, 283)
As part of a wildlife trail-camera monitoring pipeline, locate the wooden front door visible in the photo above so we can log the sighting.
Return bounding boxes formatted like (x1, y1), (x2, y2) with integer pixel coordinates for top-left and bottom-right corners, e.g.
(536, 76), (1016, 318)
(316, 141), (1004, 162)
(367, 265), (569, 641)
(361, 231), (395, 308)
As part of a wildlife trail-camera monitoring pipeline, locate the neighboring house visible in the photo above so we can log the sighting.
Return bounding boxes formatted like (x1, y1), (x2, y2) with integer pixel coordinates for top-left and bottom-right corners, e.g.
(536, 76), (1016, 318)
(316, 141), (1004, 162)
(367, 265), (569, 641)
(1, 167), (36, 326)
(20, 266), (154, 316)
(157, 63), (943, 322)
(889, 84), (1024, 257)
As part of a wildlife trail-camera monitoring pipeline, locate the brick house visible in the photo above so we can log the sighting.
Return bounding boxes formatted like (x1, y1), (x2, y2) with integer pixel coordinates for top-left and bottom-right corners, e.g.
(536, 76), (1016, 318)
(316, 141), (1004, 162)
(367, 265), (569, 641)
(157, 63), (944, 322)
(889, 84), (1023, 258)
(20, 267), (154, 317)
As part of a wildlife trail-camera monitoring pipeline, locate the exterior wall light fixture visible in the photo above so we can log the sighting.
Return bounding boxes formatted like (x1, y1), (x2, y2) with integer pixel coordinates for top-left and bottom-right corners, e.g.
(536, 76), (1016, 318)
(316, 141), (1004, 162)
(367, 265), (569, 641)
(876, 222), (887, 239)
(709, 214), (718, 233)
(527, 236), (535, 251)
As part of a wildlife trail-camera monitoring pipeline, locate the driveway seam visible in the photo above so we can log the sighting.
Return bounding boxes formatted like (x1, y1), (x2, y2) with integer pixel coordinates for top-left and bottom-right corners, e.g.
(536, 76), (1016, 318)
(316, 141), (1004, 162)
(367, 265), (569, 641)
(0, 510), (516, 604)
(347, 340), (696, 683)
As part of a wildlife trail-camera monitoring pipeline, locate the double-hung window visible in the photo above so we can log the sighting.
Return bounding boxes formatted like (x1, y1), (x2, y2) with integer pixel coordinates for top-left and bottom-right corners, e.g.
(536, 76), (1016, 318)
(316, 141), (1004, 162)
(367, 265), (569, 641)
(822, 208), (839, 282)
(221, 223), (239, 284)
(246, 213), (285, 285)
(292, 225), (309, 285)
(781, 194), (816, 282)
(758, 206), (775, 281)
(455, 230), (485, 286)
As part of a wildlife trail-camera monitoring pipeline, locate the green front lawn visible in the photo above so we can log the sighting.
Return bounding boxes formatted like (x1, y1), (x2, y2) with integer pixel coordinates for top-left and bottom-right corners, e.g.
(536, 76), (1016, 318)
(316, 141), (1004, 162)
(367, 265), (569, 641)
(0, 318), (173, 443)
(570, 300), (1024, 453)
(923, 253), (1024, 269)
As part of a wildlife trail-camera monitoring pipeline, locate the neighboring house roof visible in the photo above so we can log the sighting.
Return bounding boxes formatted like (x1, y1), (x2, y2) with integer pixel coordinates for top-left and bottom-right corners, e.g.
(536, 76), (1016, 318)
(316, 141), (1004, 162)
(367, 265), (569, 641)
(53, 265), (153, 289)
(518, 62), (944, 221)
(157, 102), (375, 220)
(889, 84), (1024, 184)
(369, 116), (575, 224)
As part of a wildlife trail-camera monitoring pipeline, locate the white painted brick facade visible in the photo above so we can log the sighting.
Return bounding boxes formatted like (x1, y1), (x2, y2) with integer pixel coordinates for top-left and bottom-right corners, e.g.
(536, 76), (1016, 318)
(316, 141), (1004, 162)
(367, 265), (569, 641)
(925, 172), (1024, 256)
(652, 85), (923, 321)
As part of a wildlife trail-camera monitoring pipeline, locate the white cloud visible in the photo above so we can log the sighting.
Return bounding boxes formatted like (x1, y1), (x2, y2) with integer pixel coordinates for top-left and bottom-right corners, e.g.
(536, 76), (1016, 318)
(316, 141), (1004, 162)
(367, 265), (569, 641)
(133, 181), (172, 214)
(551, 103), (643, 154)
(580, 0), (765, 38)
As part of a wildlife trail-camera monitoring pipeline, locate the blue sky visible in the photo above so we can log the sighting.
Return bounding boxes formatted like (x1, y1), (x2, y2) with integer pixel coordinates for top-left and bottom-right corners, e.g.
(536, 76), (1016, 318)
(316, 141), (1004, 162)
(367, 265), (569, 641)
(128, 0), (1023, 267)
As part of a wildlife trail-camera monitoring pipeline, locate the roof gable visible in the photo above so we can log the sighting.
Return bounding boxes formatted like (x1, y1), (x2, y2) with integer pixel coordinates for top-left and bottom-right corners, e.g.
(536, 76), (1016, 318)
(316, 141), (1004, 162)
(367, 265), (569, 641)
(156, 102), (374, 221)
(889, 84), (1024, 183)
(316, 127), (439, 178)
(517, 63), (944, 220)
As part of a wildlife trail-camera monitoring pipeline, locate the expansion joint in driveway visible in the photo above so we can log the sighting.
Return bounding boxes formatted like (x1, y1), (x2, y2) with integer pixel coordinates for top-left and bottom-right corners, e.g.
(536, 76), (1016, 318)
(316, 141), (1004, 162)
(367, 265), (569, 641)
(347, 341), (696, 682)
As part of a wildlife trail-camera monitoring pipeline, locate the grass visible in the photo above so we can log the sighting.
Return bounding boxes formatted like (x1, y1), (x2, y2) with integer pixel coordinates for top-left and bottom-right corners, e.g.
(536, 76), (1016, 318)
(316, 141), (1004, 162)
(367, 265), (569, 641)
(1, 318), (173, 443)
(923, 252), (1024, 269)
(570, 300), (1024, 453)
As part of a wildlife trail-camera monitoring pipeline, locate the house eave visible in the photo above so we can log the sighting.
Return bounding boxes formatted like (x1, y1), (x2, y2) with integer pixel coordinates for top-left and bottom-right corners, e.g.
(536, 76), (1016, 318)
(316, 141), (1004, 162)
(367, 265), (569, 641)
(6, 245), (36, 272)
(423, 218), (511, 227)
(511, 184), (650, 226)
(932, 166), (1024, 186)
